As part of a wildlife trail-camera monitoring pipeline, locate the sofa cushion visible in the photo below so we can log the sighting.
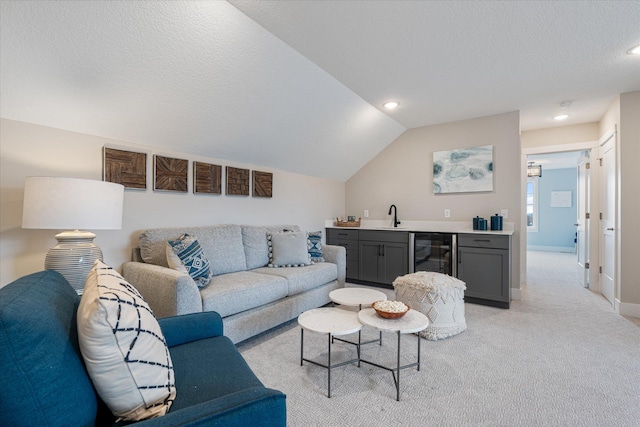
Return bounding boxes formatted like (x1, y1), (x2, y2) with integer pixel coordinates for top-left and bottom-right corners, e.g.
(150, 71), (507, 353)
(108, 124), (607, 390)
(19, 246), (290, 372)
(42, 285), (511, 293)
(169, 335), (265, 410)
(77, 261), (176, 422)
(140, 225), (246, 275)
(242, 225), (300, 270)
(200, 271), (288, 318)
(166, 234), (212, 288)
(253, 263), (338, 296)
(0, 271), (99, 426)
(268, 231), (311, 267)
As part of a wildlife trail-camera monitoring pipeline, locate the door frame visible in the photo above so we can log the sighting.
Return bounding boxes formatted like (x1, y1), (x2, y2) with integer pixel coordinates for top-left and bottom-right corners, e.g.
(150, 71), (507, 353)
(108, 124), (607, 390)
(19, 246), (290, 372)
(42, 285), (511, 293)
(598, 127), (619, 308)
(522, 140), (600, 292)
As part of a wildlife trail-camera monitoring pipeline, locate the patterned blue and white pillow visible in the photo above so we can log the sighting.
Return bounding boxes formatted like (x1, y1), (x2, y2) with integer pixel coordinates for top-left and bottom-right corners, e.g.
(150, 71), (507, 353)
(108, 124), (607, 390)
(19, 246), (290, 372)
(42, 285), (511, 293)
(166, 233), (212, 288)
(307, 231), (324, 263)
(77, 260), (176, 422)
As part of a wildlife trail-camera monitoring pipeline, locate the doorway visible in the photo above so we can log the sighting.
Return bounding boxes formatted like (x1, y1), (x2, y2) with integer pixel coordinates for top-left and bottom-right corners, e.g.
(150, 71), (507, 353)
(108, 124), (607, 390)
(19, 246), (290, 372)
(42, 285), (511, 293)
(523, 145), (600, 298)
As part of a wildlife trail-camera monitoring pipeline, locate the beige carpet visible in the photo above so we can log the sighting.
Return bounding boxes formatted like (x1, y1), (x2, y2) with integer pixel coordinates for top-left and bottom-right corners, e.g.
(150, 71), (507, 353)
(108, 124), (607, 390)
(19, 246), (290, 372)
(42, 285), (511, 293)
(239, 251), (640, 426)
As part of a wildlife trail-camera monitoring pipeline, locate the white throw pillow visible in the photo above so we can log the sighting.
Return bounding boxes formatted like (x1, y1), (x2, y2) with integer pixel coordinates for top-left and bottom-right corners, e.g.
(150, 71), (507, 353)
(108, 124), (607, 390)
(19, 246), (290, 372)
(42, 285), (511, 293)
(77, 260), (176, 422)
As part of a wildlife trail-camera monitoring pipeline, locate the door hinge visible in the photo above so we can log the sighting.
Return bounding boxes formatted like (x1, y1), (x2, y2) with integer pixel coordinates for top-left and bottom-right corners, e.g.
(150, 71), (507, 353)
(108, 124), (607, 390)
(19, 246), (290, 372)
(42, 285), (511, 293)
(585, 262), (590, 269)
(599, 266), (603, 273)
(600, 212), (603, 220)
(586, 162), (590, 169)
(599, 158), (603, 166)
(585, 212), (590, 219)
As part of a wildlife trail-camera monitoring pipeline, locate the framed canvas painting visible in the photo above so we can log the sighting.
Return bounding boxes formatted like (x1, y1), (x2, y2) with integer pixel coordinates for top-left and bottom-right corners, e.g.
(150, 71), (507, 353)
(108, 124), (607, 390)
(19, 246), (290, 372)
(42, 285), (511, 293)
(433, 145), (494, 194)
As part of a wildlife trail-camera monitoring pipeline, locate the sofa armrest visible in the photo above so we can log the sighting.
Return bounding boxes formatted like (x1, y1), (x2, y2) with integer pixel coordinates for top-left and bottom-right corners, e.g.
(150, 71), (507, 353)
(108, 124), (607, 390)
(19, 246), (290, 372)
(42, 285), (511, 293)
(322, 244), (346, 286)
(133, 387), (286, 427)
(122, 261), (203, 318)
(159, 312), (224, 347)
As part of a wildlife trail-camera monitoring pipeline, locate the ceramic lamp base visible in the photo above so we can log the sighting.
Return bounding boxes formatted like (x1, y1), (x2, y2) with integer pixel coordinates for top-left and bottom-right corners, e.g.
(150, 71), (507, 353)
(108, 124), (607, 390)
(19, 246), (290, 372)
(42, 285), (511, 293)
(45, 230), (103, 293)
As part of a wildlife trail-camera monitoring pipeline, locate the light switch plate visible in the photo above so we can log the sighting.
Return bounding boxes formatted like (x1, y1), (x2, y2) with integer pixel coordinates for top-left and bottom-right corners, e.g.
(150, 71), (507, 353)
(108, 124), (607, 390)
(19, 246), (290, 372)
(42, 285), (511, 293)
(501, 209), (508, 219)
(364, 209), (369, 218)
(444, 208), (451, 218)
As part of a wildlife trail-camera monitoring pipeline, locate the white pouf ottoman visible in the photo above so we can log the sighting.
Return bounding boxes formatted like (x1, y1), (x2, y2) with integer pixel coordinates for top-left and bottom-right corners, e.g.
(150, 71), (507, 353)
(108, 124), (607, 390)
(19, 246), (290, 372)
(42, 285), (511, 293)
(393, 271), (467, 340)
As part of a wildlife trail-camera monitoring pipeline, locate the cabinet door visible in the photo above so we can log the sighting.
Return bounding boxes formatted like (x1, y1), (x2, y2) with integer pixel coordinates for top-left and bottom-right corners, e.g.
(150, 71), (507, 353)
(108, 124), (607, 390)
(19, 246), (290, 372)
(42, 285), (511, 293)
(458, 247), (509, 302)
(359, 241), (382, 282)
(327, 228), (359, 279)
(382, 243), (408, 284)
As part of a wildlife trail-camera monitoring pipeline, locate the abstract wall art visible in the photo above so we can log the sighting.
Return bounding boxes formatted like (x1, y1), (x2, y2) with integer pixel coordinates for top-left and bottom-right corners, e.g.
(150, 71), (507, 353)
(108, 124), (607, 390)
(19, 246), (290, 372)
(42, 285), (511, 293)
(226, 166), (250, 196)
(193, 161), (222, 194)
(103, 147), (147, 189)
(433, 145), (494, 194)
(252, 170), (273, 198)
(154, 155), (188, 192)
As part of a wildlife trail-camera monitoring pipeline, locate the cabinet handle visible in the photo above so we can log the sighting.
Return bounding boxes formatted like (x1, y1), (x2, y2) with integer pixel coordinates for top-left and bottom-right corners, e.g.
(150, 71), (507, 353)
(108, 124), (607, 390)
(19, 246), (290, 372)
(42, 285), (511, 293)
(474, 239), (491, 243)
(338, 233), (348, 236)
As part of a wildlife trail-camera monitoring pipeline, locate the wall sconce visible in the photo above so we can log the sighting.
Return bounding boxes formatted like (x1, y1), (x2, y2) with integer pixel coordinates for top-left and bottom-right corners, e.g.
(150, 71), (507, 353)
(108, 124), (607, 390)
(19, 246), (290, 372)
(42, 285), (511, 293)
(527, 162), (542, 178)
(22, 177), (124, 293)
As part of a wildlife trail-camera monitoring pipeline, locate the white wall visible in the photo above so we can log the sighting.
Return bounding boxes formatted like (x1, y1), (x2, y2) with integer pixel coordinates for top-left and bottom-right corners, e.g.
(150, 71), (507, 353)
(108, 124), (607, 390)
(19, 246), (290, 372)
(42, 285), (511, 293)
(521, 122), (599, 148)
(345, 111), (521, 292)
(618, 91), (640, 308)
(0, 118), (346, 286)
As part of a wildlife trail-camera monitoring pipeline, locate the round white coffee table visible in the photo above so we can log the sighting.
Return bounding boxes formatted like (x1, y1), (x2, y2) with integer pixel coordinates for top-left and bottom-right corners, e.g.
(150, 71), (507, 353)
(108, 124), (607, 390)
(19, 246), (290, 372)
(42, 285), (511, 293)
(329, 287), (387, 308)
(298, 308), (362, 398)
(358, 308), (429, 401)
(329, 287), (388, 351)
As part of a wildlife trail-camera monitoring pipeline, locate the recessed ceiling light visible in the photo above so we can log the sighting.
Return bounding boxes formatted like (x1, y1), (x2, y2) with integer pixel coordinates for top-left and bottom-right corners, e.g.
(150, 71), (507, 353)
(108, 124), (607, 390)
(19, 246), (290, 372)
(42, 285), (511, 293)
(553, 114), (569, 121)
(628, 44), (640, 55)
(383, 101), (399, 109)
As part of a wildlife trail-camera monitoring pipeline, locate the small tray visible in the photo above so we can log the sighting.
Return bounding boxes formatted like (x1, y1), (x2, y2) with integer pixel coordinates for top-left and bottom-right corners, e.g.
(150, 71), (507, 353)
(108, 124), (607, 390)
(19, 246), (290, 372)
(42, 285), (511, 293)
(334, 217), (361, 227)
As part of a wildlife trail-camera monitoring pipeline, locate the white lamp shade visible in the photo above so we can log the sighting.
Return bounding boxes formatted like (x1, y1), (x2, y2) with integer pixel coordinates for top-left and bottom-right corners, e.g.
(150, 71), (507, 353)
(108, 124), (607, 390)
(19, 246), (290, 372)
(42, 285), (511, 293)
(22, 177), (124, 230)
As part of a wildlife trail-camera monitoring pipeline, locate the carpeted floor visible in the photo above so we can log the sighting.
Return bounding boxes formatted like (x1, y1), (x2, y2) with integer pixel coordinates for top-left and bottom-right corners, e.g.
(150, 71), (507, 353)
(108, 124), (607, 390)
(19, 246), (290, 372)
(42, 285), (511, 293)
(238, 251), (640, 426)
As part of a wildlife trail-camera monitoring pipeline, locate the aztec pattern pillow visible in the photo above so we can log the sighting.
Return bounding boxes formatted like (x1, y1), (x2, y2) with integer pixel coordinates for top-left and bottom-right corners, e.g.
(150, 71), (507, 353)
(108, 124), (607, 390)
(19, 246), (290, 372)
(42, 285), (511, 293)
(77, 260), (176, 422)
(166, 233), (212, 288)
(268, 231), (311, 267)
(307, 231), (324, 263)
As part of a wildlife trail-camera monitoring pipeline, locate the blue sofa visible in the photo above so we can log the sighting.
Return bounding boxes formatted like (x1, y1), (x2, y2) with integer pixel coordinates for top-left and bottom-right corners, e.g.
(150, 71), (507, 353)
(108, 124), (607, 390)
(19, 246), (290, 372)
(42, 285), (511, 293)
(0, 270), (286, 426)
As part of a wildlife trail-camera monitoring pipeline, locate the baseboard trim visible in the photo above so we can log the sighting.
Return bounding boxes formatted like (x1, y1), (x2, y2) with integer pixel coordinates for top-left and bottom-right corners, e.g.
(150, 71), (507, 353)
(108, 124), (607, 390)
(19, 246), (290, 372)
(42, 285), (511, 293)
(617, 300), (640, 319)
(527, 245), (575, 253)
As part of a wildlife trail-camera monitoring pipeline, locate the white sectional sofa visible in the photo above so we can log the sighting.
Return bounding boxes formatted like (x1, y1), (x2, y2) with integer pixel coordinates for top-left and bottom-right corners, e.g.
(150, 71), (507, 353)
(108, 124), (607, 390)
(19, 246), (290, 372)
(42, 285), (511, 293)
(122, 224), (346, 344)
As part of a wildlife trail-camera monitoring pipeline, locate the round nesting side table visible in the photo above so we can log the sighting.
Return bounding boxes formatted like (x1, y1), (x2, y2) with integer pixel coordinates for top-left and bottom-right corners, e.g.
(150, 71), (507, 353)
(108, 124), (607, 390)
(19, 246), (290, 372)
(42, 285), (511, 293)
(329, 287), (387, 351)
(358, 308), (429, 401)
(298, 308), (362, 398)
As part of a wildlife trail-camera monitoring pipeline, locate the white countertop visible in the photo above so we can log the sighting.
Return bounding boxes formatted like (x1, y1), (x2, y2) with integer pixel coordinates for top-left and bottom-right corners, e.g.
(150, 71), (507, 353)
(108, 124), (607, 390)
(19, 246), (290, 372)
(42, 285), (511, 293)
(325, 219), (514, 235)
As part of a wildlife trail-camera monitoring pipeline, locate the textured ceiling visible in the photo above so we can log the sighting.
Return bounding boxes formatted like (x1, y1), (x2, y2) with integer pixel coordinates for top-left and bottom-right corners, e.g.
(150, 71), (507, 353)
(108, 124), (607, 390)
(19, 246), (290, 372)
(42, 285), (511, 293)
(231, 0), (640, 131)
(1, 1), (639, 181)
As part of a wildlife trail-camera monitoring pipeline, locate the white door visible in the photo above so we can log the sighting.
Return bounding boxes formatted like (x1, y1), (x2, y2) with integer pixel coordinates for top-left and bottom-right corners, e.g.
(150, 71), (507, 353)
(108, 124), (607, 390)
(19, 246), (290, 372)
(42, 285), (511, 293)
(576, 151), (589, 287)
(599, 133), (616, 305)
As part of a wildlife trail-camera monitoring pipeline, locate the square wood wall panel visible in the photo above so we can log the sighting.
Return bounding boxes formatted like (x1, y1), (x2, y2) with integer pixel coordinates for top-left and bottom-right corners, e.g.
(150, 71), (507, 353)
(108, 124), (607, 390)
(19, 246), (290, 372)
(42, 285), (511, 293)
(194, 161), (222, 194)
(252, 170), (273, 198)
(103, 147), (147, 189)
(226, 166), (250, 196)
(154, 155), (188, 192)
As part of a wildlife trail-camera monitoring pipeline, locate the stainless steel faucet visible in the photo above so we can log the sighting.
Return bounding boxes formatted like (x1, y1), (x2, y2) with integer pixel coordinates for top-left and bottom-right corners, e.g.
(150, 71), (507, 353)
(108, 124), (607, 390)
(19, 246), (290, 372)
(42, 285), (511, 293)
(388, 204), (401, 227)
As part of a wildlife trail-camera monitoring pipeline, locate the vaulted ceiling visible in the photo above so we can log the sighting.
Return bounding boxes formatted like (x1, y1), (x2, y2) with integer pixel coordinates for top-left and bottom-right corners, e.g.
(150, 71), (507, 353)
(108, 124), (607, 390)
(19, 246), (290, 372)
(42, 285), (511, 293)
(2, 1), (638, 181)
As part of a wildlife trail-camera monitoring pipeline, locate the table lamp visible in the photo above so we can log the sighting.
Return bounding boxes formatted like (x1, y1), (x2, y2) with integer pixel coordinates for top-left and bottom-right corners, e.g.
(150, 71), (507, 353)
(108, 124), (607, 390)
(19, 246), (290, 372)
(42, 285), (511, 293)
(22, 177), (125, 293)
